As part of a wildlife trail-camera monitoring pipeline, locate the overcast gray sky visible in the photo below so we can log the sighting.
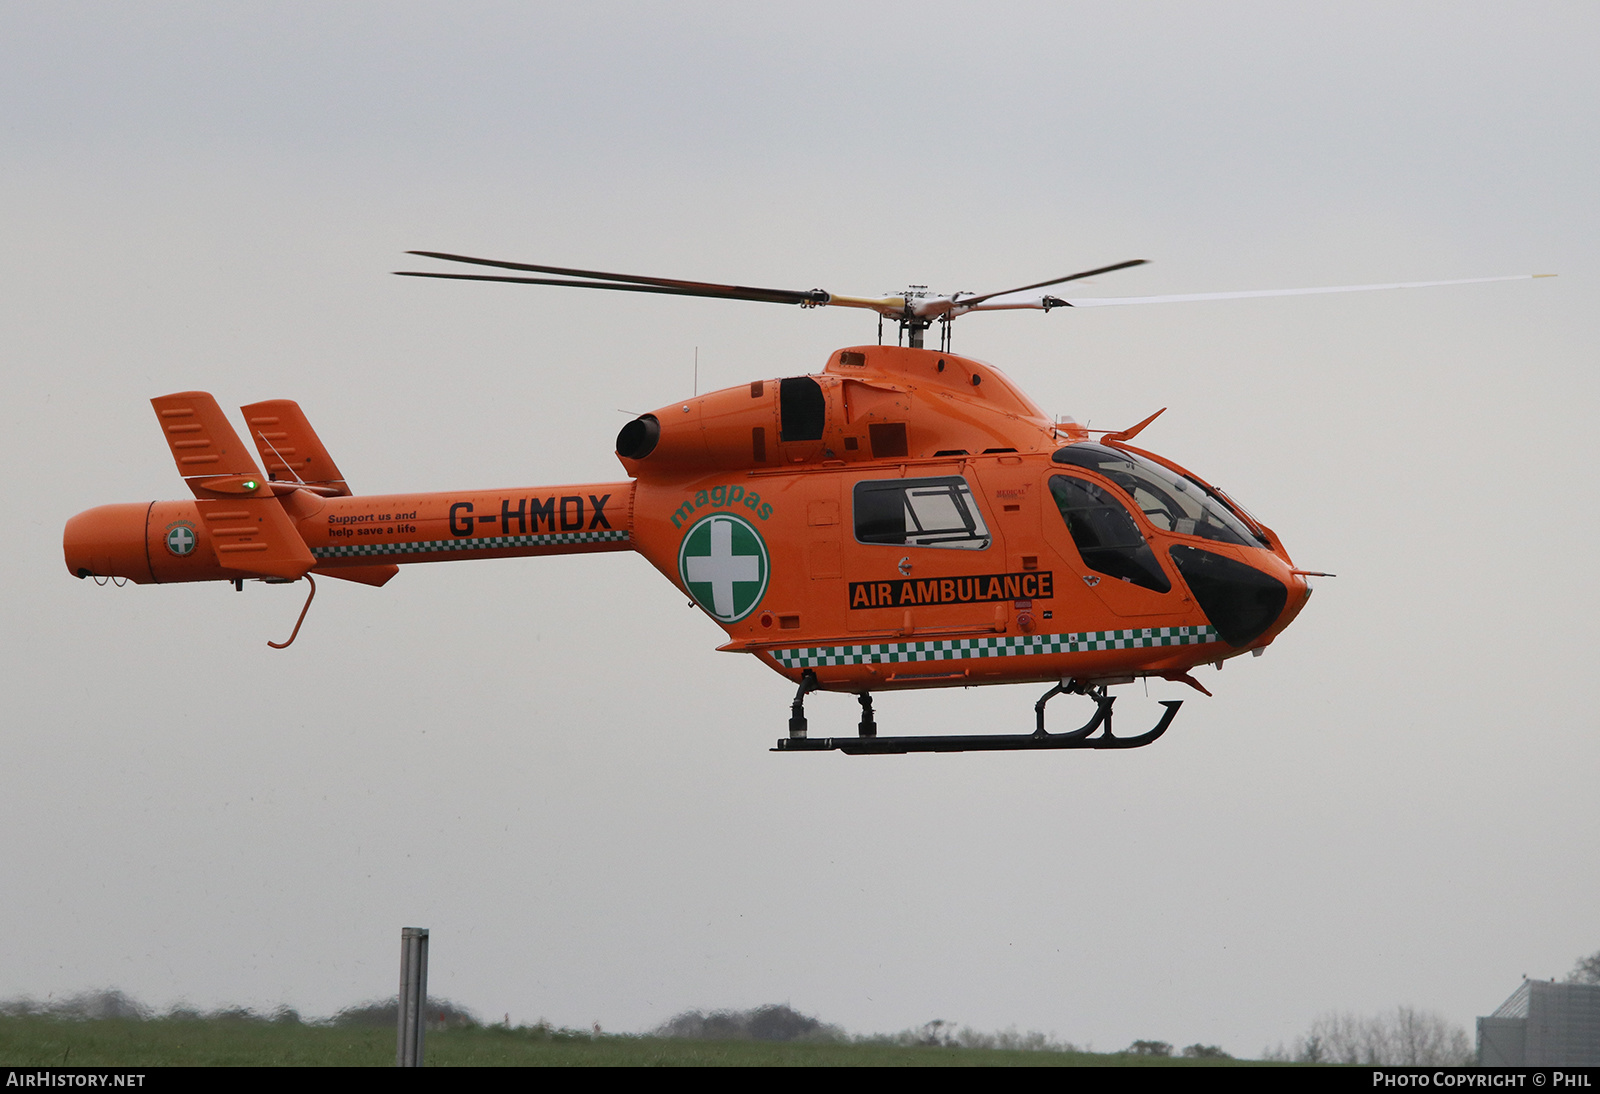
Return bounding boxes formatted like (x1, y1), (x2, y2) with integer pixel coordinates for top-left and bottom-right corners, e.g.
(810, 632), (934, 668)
(2, 2), (1595, 1054)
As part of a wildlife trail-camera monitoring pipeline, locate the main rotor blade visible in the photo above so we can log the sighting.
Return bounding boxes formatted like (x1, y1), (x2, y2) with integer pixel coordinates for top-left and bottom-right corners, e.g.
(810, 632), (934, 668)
(1054, 274), (1551, 309)
(394, 270), (829, 306)
(960, 259), (1149, 307)
(402, 251), (827, 305)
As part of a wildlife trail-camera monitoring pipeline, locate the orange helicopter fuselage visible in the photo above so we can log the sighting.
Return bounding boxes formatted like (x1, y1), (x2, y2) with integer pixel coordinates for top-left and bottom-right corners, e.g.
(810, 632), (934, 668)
(63, 343), (1309, 697)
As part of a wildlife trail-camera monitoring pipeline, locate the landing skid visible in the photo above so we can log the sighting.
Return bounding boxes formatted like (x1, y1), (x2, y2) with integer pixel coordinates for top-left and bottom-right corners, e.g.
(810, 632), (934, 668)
(774, 674), (1182, 755)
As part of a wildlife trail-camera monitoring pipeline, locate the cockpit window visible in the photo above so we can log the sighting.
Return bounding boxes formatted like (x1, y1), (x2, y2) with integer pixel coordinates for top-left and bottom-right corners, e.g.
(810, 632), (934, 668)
(855, 476), (991, 550)
(1051, 442), (1265, 547)
(1049, 476), (1171, 592)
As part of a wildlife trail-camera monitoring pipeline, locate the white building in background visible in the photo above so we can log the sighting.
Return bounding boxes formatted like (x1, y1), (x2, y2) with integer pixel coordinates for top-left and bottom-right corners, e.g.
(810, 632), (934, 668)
(1477, 980), (1600, 1066)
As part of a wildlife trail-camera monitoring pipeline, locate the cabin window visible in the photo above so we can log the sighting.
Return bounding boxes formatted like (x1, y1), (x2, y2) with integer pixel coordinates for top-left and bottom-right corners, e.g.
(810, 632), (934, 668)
(854, 476), (991, 550)
(1051, 442), (1264, 547)
(1048, 475), (1171, 592)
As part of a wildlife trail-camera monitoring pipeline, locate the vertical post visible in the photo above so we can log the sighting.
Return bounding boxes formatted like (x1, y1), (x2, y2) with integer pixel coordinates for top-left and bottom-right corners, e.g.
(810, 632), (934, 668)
(397, 927), (429, 1067)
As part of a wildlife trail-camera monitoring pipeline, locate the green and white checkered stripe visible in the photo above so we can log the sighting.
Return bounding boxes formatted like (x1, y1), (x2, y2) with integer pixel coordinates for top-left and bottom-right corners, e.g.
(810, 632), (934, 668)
(767, 625), (1218, 669)
(312, 529), (629, 559)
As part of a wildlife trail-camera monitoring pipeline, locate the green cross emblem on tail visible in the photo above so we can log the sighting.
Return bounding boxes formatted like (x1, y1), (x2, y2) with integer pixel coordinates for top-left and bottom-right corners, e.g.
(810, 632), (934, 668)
(678, 513), (770, 623)
(164, 522), (197, 557)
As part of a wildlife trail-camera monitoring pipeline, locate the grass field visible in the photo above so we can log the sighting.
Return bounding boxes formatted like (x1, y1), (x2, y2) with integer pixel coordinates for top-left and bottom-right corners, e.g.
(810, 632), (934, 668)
(0, 1016), (1257, 1067)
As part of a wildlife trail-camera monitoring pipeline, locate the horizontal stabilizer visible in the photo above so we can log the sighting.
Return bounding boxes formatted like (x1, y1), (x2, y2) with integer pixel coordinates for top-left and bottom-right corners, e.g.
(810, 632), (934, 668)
(195, 498), (316, 581)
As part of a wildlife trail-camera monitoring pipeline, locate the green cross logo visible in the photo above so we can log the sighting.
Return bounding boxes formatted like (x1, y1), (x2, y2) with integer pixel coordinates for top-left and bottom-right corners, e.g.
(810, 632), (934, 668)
(678, 513), (769, 623)
(164, 522), (197, 557)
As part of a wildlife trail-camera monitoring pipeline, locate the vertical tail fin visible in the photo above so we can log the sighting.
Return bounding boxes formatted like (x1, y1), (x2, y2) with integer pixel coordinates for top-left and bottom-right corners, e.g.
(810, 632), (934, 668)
(239, 398), (395, 585)
(240, 399), (353, 495)
(152, 391), (270, 498)
(150, 392), (315, 581)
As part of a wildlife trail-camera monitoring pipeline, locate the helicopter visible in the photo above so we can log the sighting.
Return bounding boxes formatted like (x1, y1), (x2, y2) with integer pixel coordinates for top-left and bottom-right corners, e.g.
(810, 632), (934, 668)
(61, 253), (1547, 754)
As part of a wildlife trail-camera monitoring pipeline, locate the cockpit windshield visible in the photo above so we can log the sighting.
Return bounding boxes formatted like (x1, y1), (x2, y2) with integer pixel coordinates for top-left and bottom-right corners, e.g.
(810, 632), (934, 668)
(1051, 442), (1266, 547)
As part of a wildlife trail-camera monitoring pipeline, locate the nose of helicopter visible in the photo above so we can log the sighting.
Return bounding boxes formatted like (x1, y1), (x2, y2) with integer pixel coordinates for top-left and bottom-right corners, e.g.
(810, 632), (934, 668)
(1169, 544), (1296, 648)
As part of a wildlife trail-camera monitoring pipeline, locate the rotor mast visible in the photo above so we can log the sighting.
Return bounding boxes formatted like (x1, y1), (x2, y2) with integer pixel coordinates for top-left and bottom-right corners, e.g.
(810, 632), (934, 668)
(896, 286), (932, 350)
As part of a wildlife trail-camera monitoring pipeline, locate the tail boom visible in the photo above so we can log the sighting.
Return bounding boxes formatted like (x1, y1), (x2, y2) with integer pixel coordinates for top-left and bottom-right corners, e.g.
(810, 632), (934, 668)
(65, 483), (634, 584)
(303, 483), (633, 569)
